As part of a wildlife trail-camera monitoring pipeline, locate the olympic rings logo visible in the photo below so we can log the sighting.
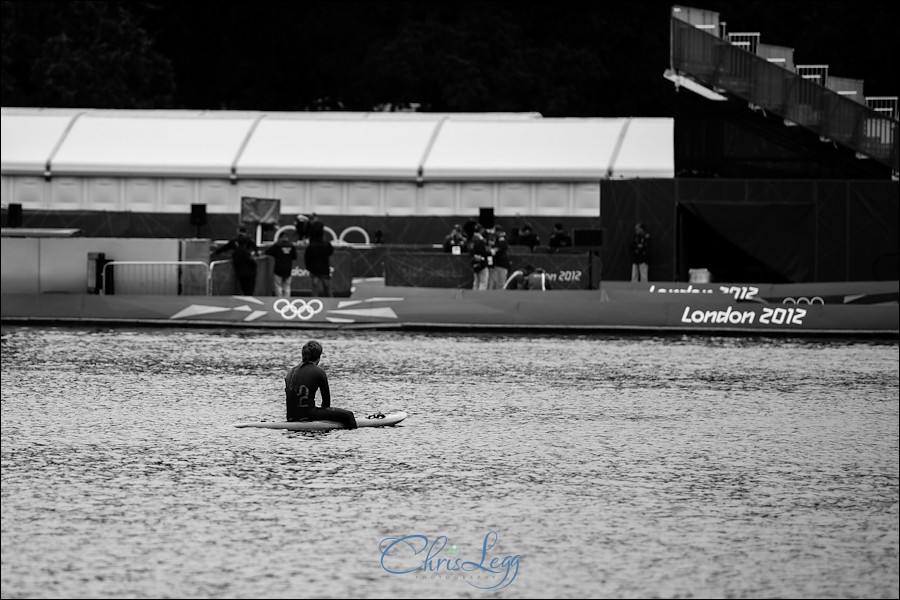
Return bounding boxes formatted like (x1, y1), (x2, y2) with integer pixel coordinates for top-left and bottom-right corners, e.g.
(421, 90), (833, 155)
(273, 299), (324, 320)
(782, 297), (824, 305)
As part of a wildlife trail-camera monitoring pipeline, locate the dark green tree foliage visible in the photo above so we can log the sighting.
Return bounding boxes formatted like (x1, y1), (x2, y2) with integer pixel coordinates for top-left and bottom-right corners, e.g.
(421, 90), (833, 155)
(131, 0), (676, 115)
(1, 0), (176, 108)
(2, 1), (896, 116)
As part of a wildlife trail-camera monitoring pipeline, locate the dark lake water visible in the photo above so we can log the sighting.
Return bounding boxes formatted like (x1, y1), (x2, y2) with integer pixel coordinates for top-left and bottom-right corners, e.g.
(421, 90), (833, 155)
(1, 326), (897, 599)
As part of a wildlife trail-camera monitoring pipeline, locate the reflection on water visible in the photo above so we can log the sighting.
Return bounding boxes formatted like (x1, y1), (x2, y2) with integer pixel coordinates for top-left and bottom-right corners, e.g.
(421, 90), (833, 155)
(1, 326), (898, 599)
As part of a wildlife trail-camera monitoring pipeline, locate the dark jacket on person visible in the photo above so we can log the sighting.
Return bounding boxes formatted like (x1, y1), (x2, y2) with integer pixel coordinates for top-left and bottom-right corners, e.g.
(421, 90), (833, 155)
(443, 231), (468, 253)
(216, 236), (258, 277)
(470, 234), (490, 272)
(444, 229), (469, 252)
(304, 236), (334, 278)
(631, 231), (651, 263)
(295, 214), (320, 240)
(516, 229), (540, 252)
(548, 230), (573, 252)
(265, 239), (297, 278)
(491, 231), (511, 269)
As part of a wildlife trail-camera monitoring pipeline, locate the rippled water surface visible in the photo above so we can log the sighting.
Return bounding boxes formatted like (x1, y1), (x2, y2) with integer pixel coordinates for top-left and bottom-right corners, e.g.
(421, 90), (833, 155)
(1, 326), (898, 599)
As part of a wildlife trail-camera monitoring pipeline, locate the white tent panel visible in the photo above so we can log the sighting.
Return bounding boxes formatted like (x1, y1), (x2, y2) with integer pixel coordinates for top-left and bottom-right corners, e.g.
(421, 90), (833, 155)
(496, 182), (533, 215)
(309, 181), (345, 213)
(572, 182), (601, 216)
(421, 183), (458, 215)
(423, 119), (629, 181)
(2, 177), (45, 208)
(459, 182), (494, 213)
(383, 182), (418, 215)
(160, 179), (197, 209)
(272, 180), (308, 213)
(346, 181), (381, 215)
(611, 118), (675, 178)
(87, 178), (122, 211)
(50, 177), (85, 210)
(237, 119), (437, 179)
(1, 113), (75, 174)
(533, 183), (570, 215)
(197, 180), (234, 213)
(125, 178), (161, 213)
(50, 116), (256, 177)
(533, 185), (573, 215)
(233, 180), (272, 207)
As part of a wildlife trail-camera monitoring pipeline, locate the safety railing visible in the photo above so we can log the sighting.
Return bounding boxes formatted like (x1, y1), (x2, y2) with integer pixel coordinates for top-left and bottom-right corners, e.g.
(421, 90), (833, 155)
(670, 17), (899, 170)
(101, 261), (211, 295)
(867, 96), (899, 120)
(208, 259), (240, 296)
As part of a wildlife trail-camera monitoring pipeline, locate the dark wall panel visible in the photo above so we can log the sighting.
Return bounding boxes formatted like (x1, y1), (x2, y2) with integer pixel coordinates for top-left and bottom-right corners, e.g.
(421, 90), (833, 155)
(601, 178), (897, 283)
(600, 179), (677, 281)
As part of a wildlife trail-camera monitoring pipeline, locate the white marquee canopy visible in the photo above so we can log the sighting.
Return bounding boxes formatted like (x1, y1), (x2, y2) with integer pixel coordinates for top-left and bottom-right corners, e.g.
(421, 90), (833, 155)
(1, 108), (674, 182)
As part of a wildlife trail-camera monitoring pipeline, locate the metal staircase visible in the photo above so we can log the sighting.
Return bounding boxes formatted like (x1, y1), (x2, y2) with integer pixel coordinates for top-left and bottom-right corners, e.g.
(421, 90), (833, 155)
(666, 5), (899, 173)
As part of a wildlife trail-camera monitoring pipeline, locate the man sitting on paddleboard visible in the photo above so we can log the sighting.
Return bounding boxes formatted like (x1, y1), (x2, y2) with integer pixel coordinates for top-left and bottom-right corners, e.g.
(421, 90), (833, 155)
(285, 340), (358, 429)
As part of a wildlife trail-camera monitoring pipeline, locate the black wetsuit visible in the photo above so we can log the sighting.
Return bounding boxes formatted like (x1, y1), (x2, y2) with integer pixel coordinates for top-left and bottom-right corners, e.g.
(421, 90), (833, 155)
(285, 362), (357, 428)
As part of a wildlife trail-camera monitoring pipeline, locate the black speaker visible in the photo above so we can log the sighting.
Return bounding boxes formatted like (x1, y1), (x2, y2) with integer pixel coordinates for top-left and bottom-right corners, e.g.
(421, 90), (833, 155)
(190, 203), (207, 226)
(573, 228), (604, 248)
(8, 203), (23, 228)
(479, 207), (495, 229)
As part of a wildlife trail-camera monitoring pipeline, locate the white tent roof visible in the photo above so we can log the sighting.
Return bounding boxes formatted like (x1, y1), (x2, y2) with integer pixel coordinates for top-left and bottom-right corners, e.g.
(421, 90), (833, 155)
(0, 111), (77, 175)
(238, 119), (438, 179)
(422, 118), (638, 181)
(1, 108), (674, 180)
(51, 113), (258, 177)
(609, 118), (675, 179)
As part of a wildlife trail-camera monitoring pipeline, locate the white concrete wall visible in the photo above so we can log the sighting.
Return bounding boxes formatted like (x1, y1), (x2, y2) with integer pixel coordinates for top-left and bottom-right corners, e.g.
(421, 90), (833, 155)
(1, 237), (182, 294)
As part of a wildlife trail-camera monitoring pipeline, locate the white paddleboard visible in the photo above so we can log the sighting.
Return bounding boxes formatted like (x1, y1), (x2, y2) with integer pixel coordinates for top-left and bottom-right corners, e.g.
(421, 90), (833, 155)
(234, 410), (407, 431)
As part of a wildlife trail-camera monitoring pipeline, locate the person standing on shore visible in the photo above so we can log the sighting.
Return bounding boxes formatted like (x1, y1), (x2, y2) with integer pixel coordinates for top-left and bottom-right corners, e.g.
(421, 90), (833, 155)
(213, 226), (259, 295)
(515, 223), (540, 253)
(470, 226), (490, 290)
(265, 233), (298, 297)
(304, 221), (334, 297)
(630, 222), (651, 283)
(548, 223), (573, 253)
(488, 225), (511, 290)
(442, 224), (468, 254)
